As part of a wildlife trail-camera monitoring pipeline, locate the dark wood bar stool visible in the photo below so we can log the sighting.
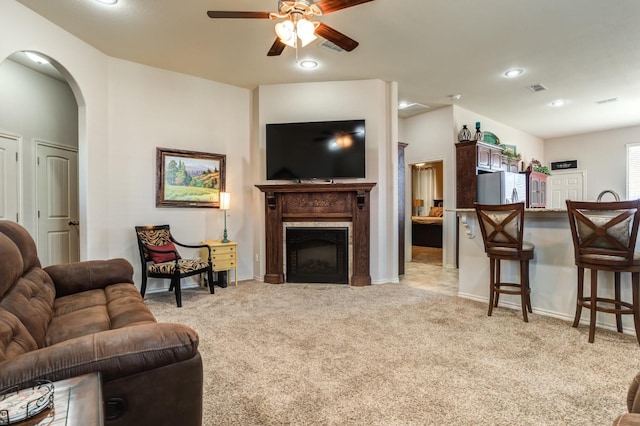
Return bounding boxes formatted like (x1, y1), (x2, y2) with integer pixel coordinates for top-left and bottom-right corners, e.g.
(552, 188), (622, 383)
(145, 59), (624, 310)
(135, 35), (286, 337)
(566, 199), (640, 343)
(474, 202), (534, 322)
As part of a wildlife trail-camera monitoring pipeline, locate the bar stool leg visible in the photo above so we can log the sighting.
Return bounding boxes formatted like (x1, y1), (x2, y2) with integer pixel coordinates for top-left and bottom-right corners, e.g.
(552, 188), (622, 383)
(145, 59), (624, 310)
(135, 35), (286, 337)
(524, 260), (532, 313)
(633, 272), (640, 345)
(573, 267), (585, 328)
(588, 269), (598, 343)
(520, 259), (529, 322)
(614, 272), (623, 333)
(488, 257), (496, 317)
(494, 259), (501, 307)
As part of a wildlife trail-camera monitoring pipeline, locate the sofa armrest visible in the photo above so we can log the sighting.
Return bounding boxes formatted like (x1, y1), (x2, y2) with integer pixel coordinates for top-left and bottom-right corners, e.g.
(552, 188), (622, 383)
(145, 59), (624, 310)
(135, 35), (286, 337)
(44, 258), (134, 297)
(628, 372), (640, 413)
(613, 413), (640, 426)
(0, 323), (199, 391)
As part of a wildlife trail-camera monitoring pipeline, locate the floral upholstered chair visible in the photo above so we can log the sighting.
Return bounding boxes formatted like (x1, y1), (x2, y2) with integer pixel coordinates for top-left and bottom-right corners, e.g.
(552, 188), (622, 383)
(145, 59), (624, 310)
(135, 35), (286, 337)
(135, 225), (214, 307)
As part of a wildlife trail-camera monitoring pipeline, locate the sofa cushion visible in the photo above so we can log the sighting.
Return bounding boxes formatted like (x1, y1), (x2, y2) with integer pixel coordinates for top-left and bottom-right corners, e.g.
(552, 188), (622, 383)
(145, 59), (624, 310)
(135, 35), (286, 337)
(0, 310), (38, 363)
(46, 284), (156, 347)
(0, 231), (55, 351)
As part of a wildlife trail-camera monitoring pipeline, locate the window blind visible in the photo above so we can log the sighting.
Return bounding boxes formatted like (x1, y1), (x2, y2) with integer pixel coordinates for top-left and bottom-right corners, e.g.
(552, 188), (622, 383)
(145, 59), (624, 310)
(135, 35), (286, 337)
(628, 143), (640, 200)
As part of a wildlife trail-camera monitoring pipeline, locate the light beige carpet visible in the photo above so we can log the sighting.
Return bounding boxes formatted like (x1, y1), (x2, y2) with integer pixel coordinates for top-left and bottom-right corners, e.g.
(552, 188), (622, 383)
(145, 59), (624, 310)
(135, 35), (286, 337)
(145, 281), (640, 425)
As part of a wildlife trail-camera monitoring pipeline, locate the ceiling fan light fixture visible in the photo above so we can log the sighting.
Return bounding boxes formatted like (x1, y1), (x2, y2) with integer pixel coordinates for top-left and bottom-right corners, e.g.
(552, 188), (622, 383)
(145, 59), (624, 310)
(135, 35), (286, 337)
(296, 18), (315, 37)
(275, 20), (295, 42)
(296, 19), (318, 46)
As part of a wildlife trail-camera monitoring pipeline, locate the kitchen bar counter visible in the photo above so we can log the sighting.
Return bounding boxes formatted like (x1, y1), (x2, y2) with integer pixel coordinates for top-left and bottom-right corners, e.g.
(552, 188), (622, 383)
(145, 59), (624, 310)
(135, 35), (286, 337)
(453, 208), (635, 334)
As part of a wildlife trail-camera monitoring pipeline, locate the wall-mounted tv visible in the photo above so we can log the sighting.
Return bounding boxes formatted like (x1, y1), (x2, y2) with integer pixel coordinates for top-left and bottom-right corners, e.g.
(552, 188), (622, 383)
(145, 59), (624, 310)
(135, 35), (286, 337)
(266, 119), (366, 181)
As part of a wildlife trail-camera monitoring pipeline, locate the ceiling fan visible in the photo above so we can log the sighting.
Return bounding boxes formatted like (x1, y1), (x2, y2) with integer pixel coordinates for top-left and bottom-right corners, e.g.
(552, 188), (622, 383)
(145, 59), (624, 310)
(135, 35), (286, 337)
(207, 0), (374, 56)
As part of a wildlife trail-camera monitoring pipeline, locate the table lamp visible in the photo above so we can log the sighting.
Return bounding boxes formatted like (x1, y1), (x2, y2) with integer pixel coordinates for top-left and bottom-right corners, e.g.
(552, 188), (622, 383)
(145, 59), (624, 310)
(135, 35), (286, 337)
(219, 192), (230, 243)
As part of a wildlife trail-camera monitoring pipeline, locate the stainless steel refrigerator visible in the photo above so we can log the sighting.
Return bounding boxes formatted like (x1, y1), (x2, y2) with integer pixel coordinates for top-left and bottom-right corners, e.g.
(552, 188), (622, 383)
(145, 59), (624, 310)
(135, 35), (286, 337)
(477, 171), (527, 205)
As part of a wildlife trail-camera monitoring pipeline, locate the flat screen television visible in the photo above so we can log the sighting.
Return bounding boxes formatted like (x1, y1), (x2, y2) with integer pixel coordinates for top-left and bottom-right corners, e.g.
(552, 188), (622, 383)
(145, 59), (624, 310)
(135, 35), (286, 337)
(266, 119), (366, 181)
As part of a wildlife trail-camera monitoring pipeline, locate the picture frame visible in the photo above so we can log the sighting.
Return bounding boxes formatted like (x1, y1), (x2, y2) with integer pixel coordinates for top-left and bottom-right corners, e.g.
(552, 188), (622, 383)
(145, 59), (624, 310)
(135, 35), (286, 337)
(156, 147), (226, 208)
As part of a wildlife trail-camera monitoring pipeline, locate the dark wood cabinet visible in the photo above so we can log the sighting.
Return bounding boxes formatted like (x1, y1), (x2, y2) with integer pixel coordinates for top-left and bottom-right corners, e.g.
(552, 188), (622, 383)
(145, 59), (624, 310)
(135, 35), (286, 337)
(456, 140), (524, 207)
(456, 140), (506, 207)
(476, 142), (503, 172)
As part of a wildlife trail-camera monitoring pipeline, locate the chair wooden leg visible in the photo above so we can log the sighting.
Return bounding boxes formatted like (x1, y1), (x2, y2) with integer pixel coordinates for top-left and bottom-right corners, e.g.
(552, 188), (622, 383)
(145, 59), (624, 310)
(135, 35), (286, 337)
(615, 272), (623, 333)
(140, 274), (147, 297)
(520, 260), (529, 322)
(573, 267), (584, 328)
(172, 274), (182, 308)
(207, 268), (215, 294)
(588, 269), (598, 343)
(488, 257), (496, 317)
(494, 259), (501, 307)
(633, 272), (640, 345)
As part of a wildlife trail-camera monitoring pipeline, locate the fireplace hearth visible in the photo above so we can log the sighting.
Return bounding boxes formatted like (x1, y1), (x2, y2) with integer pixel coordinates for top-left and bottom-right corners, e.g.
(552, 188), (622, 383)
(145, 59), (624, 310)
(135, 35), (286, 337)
(286, 227), (348, 284)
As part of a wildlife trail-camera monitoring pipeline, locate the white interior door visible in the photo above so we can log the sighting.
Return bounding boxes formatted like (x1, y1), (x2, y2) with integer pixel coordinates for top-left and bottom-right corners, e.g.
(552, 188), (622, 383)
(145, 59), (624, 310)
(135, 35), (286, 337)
(548, 171), (585, 208)
(0, 135), (19, 222)
(37, 143), (79, 266)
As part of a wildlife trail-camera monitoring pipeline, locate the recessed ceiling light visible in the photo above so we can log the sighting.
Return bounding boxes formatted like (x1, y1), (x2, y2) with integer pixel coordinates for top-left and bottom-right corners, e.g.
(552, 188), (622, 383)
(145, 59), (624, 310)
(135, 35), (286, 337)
(24, 52), (49, 65)
(504, 68), (524, 78)
(95, 0), (118, 4)
(550, 99), (566, 107)
(299, 60), (318, 69)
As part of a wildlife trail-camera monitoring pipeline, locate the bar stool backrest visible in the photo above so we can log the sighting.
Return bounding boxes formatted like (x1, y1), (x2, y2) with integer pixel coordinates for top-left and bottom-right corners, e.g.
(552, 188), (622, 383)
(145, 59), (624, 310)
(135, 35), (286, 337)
(566, 199), (640, 267)
(474, 202), (526, 253)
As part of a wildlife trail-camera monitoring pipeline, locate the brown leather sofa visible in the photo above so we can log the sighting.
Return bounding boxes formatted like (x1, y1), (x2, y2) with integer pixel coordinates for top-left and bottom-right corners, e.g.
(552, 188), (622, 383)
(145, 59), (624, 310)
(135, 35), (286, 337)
(0, 220), (203, 425)
(614, 373), (640, 425)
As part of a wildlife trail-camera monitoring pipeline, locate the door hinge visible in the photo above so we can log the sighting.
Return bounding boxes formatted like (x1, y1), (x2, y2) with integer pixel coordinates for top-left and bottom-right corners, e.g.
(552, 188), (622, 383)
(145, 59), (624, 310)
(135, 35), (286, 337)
(16, 213), (19, 222)
(37, 210), (40, 219)
(15, 152), (18, 162)
(37, 157), (40, 166)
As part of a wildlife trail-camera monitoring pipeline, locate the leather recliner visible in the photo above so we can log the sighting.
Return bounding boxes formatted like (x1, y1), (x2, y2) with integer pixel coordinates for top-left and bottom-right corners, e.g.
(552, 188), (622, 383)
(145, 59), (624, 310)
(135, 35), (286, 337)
(0, 220), (203, 425)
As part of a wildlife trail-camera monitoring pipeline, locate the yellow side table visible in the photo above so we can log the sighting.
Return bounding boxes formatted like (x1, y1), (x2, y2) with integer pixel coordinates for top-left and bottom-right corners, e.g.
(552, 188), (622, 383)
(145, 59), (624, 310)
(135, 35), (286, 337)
(200, 240), (237, 288)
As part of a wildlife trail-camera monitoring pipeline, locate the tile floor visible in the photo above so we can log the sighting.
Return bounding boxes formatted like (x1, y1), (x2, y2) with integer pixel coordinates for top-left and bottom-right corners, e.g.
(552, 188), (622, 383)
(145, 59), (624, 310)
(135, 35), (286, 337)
(401, 247), (459, 296)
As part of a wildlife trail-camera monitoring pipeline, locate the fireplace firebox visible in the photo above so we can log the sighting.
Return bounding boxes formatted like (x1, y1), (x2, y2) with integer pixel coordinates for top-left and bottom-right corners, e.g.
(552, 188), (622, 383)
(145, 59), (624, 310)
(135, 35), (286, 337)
(286, 227), (348, 284)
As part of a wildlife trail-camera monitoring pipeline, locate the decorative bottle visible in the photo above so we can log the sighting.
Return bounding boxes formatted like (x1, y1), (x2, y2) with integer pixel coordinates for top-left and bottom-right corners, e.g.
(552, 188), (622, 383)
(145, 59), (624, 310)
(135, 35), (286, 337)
(474, 121), (483, 141)
(458, 125), (472, 142)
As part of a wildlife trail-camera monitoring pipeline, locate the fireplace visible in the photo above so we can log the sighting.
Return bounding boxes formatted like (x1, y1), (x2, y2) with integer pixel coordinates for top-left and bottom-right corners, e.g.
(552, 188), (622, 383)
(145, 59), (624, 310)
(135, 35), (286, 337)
(286, 227), (348, 284)
(256, 182), (376, 286)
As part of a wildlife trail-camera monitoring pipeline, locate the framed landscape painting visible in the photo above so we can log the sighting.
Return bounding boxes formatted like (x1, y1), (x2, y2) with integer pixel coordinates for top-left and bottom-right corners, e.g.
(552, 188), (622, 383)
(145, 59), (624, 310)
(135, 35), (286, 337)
(156, 147), (226, 208)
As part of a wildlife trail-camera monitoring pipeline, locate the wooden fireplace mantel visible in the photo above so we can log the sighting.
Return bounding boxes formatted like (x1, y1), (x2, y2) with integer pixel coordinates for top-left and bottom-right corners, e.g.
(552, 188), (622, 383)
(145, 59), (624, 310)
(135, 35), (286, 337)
(256, 182), (376, 286)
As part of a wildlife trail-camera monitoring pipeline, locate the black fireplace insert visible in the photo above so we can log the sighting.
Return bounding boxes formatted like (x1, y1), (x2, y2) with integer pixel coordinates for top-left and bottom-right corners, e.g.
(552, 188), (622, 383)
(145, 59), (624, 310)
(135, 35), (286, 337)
(286, 227), (348, 284)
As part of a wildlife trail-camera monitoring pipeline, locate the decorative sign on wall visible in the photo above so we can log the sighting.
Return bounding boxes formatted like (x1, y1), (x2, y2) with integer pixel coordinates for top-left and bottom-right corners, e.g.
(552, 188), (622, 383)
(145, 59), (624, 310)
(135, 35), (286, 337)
(550, 160), (578, 171)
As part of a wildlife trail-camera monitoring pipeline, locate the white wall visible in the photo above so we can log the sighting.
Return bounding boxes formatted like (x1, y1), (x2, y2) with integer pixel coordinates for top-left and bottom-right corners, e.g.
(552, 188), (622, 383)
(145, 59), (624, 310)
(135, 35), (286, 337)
(545, 124), (640, 200)
(453, 106), (544, 169)
(1, 0), (110, 260)
(254, 80), (399, 284)
(401, 105), (545, 268)
(402, 106), (457, 268)
(1, 2), (254, 292)
(0, 59), (78, 232)
(106, 58), (252, 291)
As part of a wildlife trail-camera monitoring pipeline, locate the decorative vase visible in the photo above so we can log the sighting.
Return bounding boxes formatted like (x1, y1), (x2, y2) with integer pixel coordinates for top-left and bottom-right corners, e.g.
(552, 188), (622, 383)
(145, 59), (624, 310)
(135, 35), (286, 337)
(474, 121), (483, 141)
(458, 125), (472, 142)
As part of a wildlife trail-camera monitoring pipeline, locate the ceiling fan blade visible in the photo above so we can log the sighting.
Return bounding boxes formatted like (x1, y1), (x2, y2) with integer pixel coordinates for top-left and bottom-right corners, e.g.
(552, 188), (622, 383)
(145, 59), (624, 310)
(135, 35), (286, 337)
(207, 11), (271, 19)
(315, 0), (374, 14)
(267, 38), (287, 56)
(315, 23), (359, 52)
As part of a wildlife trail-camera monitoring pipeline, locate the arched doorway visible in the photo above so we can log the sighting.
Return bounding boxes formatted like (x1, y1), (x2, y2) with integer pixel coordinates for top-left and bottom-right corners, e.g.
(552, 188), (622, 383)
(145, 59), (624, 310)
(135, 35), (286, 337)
(0, 51), (80, 266)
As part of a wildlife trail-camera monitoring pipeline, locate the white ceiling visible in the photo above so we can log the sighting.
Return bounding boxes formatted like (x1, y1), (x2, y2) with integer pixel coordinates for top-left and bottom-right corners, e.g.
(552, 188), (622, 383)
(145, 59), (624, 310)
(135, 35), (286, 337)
(14, 0), (640, 139)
